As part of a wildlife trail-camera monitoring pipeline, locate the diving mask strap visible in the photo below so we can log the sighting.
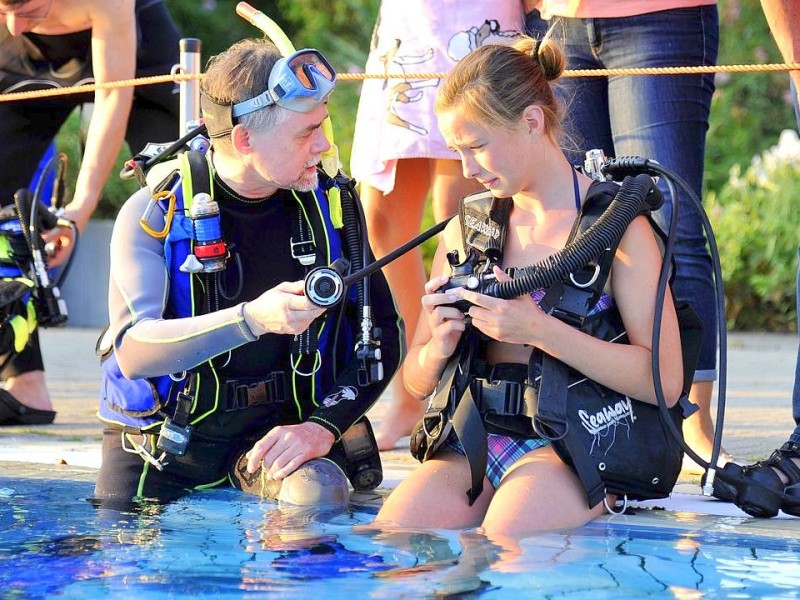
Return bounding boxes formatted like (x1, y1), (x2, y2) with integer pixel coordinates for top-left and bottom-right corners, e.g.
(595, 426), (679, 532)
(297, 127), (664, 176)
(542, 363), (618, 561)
(200, 91), (235, 139)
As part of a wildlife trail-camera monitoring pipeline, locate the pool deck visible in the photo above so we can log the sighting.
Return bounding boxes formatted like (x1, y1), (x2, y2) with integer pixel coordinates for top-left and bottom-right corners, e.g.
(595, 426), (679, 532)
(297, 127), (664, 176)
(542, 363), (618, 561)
(2, 327), (800, 533)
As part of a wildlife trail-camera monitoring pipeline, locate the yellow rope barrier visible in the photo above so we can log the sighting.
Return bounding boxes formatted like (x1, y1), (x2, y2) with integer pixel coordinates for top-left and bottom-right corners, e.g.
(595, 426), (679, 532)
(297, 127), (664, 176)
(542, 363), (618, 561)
(0, 72), (196, 103)
(2, 62), (799, 104)
(336, 62), (800, 80)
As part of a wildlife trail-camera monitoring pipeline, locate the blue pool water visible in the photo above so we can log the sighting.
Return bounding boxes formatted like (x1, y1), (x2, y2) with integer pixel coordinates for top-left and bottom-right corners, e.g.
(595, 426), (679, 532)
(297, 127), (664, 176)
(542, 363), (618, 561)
(1, 474), (799, 599)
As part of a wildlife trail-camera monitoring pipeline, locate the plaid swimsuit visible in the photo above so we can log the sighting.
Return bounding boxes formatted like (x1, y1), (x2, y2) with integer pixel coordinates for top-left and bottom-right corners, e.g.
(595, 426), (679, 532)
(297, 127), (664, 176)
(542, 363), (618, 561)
(446, 289), (615, 488)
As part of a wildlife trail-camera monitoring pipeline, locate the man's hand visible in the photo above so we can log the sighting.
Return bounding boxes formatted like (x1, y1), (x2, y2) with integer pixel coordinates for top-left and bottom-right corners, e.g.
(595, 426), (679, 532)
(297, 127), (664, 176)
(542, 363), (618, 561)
(41, 223), (77, 269)
(243, 280), (325, 336)
(245, 421), (336, 480)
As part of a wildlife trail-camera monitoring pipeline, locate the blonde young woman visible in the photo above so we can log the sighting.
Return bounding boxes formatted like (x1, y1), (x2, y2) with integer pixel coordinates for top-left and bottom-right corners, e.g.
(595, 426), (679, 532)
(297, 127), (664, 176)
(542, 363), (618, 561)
(374, 35), (684, 539)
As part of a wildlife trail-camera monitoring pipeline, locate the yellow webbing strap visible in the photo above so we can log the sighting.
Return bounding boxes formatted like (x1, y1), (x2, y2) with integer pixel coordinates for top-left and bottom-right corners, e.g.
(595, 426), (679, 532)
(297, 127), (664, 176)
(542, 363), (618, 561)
(9, 314), (27, 353)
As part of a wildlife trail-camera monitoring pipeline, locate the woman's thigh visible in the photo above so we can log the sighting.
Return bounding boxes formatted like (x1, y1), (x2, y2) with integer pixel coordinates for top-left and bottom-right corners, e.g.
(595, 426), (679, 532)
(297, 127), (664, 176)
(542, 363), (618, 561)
(481, 445), (607, 540)
(376, 451), (494, 530)
(361, 158), (432, 244)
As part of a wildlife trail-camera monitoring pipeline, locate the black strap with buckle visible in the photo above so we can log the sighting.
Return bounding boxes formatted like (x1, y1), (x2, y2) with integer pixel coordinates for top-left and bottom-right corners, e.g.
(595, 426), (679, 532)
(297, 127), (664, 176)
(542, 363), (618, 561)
(290, 193), (323, 377)
(290, 238), (317, 266)
(473, 378), (536, 418)
(223, 372), (287, 411)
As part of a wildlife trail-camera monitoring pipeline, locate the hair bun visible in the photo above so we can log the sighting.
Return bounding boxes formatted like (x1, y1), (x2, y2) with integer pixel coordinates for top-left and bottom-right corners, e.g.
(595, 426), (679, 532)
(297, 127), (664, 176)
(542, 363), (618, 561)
(537, 36), (565, 82)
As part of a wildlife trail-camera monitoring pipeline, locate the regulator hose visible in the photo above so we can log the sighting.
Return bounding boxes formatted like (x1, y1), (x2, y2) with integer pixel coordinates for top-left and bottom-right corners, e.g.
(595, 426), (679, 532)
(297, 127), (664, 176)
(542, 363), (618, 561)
(337, 175), (366, 308)
(487, 173), (661, 299)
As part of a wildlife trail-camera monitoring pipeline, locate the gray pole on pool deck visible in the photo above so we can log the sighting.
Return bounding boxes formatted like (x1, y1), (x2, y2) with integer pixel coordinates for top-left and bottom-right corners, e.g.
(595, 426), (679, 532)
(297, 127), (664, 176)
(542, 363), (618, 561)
(179, 38), (202, 137)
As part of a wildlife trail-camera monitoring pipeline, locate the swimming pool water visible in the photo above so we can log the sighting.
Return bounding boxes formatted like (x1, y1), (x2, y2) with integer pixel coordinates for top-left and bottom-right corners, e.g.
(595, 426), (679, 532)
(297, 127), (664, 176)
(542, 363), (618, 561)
(1, 474), (799, 599)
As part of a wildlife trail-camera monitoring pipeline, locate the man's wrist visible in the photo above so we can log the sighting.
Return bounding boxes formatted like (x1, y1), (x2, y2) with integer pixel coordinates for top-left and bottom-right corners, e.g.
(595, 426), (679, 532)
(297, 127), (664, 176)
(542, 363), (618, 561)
(307, 416), (341, 442)
(242, 302), (265, 337)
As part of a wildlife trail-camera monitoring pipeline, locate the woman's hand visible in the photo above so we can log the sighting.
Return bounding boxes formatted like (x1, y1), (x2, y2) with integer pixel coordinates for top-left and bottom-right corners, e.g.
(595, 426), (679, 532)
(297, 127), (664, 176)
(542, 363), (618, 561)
(452, 266), (551, 346)
(421, 274), (467, 359)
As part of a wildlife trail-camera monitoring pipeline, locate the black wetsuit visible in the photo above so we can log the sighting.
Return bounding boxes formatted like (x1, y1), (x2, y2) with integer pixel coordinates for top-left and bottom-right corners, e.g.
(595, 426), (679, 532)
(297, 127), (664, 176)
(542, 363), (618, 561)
(93, 175), (403, 504)
(0, 0), (181, 380)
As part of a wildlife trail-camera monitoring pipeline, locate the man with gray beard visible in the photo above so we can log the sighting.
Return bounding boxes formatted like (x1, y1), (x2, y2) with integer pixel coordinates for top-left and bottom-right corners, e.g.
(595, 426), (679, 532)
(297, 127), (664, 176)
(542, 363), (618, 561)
(92, 39), (402, 509)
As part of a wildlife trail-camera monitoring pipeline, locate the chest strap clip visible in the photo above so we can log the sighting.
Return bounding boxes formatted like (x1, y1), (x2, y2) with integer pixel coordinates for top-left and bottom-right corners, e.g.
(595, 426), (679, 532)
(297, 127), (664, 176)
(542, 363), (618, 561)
(223, 372), (287, 411)
(291, 238), (317, 266)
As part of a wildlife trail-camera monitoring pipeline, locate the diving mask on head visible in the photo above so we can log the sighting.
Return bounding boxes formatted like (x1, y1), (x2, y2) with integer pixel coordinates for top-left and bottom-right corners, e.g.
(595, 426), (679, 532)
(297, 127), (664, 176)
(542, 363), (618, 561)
(201, 48), (337, 138)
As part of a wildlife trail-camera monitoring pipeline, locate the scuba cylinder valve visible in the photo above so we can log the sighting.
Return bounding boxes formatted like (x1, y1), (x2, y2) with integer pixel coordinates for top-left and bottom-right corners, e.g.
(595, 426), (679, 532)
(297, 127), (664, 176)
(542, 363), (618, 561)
(583, 148), (609, 182)
(181, 192), (228, 273)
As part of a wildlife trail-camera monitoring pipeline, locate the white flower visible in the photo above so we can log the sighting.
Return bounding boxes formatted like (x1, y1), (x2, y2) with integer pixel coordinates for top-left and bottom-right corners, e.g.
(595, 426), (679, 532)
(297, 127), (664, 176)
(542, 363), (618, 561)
(734, 129), (800, 190)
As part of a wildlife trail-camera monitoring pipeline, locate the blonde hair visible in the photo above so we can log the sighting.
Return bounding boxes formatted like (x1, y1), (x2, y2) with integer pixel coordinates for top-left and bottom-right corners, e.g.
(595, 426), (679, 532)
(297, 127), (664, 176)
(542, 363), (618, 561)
(201, 38), (286, 151)
(435, 33), (566, 139)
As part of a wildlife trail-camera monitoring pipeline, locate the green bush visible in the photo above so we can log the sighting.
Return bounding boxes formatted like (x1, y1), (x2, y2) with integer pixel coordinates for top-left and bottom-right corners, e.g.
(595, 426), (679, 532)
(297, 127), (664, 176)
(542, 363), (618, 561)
(707, 130), (800, 331)
(705, 0), (797, 194)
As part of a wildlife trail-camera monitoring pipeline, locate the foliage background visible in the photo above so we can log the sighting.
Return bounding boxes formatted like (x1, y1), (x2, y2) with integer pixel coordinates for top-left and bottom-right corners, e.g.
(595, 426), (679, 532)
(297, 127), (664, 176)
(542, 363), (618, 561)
(53, 0), (798, 331)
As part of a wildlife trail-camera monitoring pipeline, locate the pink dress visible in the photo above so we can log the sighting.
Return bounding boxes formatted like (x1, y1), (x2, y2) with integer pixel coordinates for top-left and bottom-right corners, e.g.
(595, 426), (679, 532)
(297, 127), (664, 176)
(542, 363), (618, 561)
(350, 0), (525, 193)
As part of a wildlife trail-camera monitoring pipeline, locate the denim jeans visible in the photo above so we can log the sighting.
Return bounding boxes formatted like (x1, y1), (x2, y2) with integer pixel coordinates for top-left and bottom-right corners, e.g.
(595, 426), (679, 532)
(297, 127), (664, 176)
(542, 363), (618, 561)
(792, 81), (800, 445)
(792, 244), (800, 444)
(548, 6), (720, 380)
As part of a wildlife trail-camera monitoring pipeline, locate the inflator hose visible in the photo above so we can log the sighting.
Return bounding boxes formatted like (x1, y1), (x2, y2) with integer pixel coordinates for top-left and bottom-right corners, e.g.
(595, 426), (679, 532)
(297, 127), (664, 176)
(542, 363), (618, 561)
(603, 159), (732, 496)
(338, 176), (366, 309)
(310, 173), (658, 308)
(599, 158), (776, 508)
(487, 173), (661, 299)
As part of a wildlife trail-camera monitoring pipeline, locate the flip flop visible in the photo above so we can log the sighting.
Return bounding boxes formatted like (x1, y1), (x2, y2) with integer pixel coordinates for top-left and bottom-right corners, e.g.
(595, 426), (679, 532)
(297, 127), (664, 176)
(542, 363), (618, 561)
(0, 389), (56, 426)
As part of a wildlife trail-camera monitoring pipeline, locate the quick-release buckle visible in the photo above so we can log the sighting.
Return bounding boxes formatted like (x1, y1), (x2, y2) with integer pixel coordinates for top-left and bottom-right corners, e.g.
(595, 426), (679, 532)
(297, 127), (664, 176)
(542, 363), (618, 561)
(475, 378), (524, 416)
(290, 237), (316, 266)
(501, 380), (522, 415)
(223, 372), (286, 411)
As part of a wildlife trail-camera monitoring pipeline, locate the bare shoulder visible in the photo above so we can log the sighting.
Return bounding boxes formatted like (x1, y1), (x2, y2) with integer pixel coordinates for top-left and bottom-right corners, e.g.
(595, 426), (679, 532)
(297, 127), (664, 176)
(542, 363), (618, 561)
(618, 214), (660, 253)
(85, 0), (135, 24)
(609, 215), (663, 294)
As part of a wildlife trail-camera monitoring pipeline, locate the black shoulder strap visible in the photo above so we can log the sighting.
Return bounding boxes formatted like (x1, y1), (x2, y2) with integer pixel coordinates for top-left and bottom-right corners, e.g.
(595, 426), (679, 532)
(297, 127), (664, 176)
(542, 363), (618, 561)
(288, 189), (330, 389)
(460, 191), (513, 264)
(534, 181), (624, 508)
(538, 181), (621, 326)
(423, 328), (488, 505)
(533, 354), (608, 507)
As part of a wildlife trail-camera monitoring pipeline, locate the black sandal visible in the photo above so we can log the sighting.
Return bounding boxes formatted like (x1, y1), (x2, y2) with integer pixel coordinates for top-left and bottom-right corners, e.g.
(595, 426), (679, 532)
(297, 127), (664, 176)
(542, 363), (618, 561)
(710, 461), (745, 503)
(0, 389), (56, 426)
(734, 442), (800, 518)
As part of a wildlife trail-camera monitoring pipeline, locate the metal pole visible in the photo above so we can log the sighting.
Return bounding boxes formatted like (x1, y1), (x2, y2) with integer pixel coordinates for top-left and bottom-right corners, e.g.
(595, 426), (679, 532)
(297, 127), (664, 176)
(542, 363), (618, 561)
(179, 38), (202, 137)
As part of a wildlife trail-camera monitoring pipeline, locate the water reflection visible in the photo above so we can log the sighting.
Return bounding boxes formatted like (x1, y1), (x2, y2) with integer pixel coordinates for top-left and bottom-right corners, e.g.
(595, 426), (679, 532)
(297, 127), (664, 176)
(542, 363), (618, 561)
(1, 475), (799, 598)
